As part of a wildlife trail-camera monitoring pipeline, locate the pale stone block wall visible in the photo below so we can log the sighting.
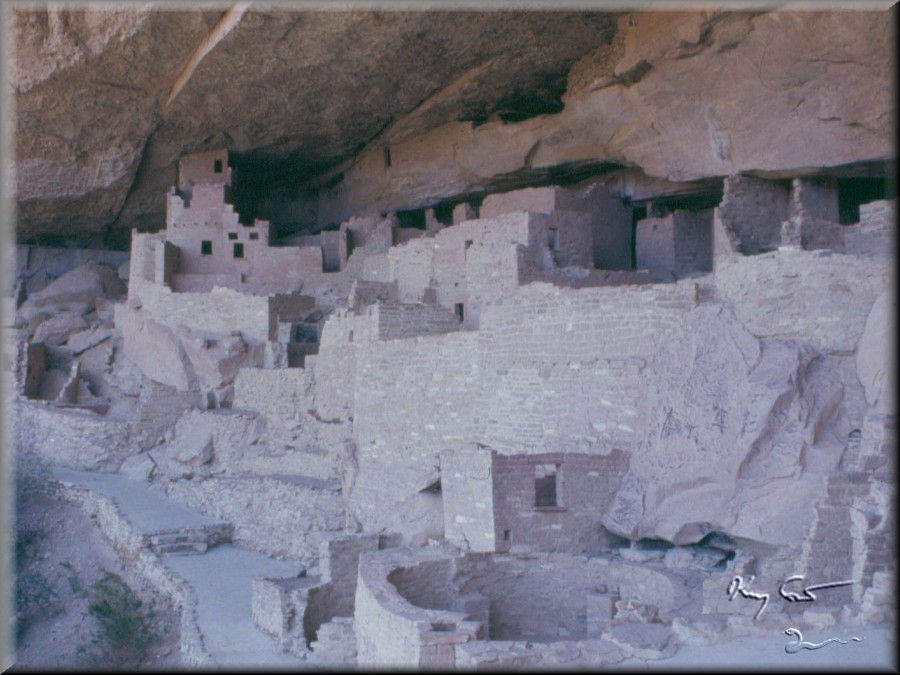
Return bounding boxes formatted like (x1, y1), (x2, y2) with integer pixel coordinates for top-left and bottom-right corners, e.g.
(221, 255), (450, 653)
(155, 239), (179, 286)
(171, 272), (241, 293)
(713, 248), (887, 352)
(320, 230), (347, 272)
(354, 548), (477, 668)
(562, 183), (634, 271)
(478, 183), (635, 270)
(313, 308), (381, 420)
(176, 148), (230, 193)
(50, 479), (214, 665)
(164, 476), (343, 563)
(142, 285), (272, 341)
(351, 331), (479, 537)
(845, 199), (895, 257)
(474, 281), (695, 453)
(441, 445), (496, 552)
(128, 231), (164, 298)
(480, 186), (559, 218)
(389, 237), (435, 303)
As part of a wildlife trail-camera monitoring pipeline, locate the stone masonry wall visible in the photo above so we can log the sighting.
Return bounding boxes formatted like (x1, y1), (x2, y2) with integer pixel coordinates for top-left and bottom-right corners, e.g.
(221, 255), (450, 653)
(480, 184), (634, 271)
(15, 400), (131, 470)
(635, 215), (674, 271)
(375, 303), (461, 340)
(50, 479), (213, 665)
(441, 445), (496, 552)
(673, 208), (713, 274)
(351, 331), (479, 539)
(715, 175), (790, 253)
(474, 280), (696, 453)
(844, 199), (895, 258)
(177, 148), (230, 192)
(142, 284), (272, 341)
(456, 553), (683, 642)
(233, 367), (313, 420)
(790, 176), (839, 224)
(163, 476), (343, 564)
(491, 450), (629, 554)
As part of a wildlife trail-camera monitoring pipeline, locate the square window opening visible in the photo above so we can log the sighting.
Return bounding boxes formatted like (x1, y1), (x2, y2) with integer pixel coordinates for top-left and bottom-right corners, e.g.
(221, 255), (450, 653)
(233, 242), (244, 259)
(228, 232), (238, 240)
(201, 240), (212, 255)
(249, 232), (259, 240)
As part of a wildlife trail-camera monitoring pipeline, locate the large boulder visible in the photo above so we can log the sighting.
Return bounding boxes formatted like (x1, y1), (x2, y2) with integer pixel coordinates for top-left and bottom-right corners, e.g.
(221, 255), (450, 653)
(603, 303), (855, 547)
(18, 262), (127, 323)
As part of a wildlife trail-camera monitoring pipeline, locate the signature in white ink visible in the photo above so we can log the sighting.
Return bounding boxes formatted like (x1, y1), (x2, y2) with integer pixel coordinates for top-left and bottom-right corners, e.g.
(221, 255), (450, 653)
(727, 575), (769, 620)
(784, 627), (865, 653)
(778, 575), (854, 602)
(727, 574), (855, 620)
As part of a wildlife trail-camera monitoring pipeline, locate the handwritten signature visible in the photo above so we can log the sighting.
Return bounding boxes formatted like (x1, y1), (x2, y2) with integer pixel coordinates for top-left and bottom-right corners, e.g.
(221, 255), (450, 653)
(727, 574), (853, 620)
(784, 627), (865, 653)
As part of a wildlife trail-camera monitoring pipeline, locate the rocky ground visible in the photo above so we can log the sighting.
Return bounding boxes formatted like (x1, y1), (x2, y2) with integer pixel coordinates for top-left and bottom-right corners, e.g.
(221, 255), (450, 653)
(11, 456), (181, 670)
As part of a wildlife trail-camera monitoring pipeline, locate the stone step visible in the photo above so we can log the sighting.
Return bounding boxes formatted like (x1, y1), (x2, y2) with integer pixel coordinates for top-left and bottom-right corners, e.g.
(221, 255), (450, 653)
(144, 523), (234, 552)
(150, 532), (206, 546)
(156, 541), (209, 555)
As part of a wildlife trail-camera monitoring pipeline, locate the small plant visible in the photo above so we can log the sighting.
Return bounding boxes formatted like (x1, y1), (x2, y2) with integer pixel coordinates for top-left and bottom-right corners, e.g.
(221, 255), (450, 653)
(59, 560), (84, 596)
(80, 571), (154, 668)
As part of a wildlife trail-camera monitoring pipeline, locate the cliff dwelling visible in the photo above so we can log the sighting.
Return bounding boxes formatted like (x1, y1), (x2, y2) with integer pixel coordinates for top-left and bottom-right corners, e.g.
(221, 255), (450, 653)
(3, 3), (896, 671)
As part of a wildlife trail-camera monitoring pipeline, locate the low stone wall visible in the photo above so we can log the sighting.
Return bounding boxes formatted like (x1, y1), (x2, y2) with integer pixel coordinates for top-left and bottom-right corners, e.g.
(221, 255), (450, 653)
(355, 547), (689, 669)
(355, 547), (479, 668)
(163, 475), (344, 564)
(48, 478), (213, 665)
(14, 400), (131, 471)
(251, 533), (379, 660)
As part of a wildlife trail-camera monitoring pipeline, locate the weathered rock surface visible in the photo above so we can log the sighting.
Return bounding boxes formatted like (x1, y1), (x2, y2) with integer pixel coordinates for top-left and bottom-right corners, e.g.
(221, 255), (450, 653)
(856, 290), (895, 415)
(311, 9), (896, 225)
(31, 311), (89, 346)
(11, 7), (618, 241)
(11, 8), (892, 243)
(18, 261), (127, 324)
(602, 303), (855, 547)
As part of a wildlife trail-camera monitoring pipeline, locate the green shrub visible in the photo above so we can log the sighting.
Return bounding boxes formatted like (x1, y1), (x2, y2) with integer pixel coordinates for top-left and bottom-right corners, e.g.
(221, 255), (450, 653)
(80, 572), (154, 668)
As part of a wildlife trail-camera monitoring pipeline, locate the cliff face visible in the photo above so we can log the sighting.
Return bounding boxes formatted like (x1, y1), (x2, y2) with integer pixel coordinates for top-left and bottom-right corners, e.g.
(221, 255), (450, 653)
(9, 7), (895, 244)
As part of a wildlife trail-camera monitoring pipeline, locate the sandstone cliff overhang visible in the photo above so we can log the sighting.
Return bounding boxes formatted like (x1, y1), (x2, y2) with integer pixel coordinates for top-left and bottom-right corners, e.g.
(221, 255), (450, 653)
(6, 6), (895, 246)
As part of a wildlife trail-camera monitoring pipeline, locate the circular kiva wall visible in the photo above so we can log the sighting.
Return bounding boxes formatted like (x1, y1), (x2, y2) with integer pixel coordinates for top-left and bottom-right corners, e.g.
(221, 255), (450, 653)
(355, 546), (687, 669)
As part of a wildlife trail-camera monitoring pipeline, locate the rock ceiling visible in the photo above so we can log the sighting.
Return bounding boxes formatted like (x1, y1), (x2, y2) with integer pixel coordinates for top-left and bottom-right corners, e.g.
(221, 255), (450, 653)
(7, 5), (895, 245)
